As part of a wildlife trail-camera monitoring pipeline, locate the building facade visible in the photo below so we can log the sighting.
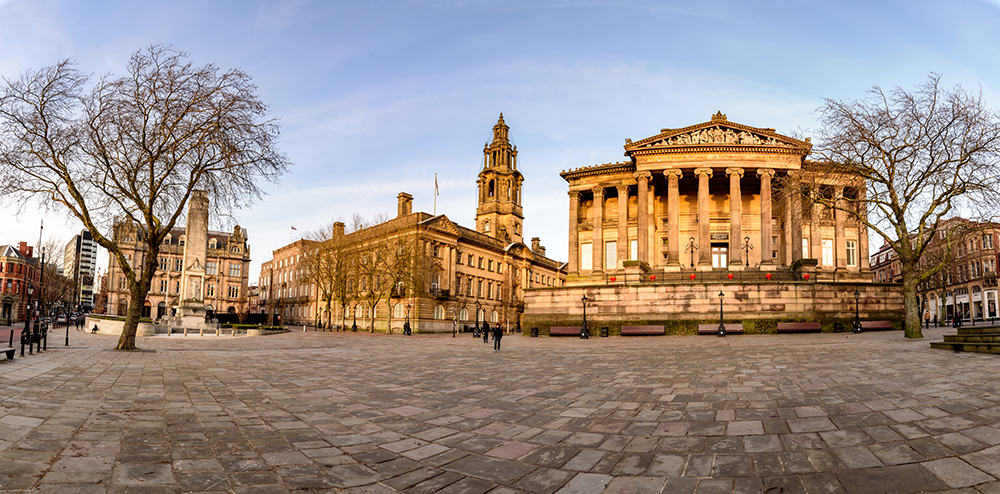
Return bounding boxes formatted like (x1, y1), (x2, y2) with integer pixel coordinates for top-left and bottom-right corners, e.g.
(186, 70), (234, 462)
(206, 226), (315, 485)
(870, 241), (902, 284)
(258, 115), (566, 332)
(0, 242), (40, 323)
(105, 222), (252, 320)
(917, 219), (1000, 323)
(63, 229), (99, 312)
(524, 113), (901, 333)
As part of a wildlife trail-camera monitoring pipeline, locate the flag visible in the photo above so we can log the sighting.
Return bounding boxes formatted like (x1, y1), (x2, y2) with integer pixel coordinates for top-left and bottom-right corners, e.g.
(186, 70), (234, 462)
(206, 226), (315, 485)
(291, 226), (297, 231)
(435, 173), (439, 196)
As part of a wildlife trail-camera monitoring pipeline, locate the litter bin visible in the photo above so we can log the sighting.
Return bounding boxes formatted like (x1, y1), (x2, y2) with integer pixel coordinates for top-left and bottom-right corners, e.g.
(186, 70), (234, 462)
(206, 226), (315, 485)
(531, 327), (538, 337)
(834, 322), (844, 333)
(600, 326), (609, 337)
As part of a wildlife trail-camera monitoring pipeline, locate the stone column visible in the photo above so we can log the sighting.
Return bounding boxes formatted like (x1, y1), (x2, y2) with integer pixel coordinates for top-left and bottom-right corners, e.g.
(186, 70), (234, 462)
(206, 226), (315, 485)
(617, 185), (629, 267)
(695, 168), (713, 267)
(810, 188), (822, 262)
(592, 186), (605, 274)
(664, 170), (682, 267)
(789, 173), (803, 263)
(835, 186), (846, 271)
(633, 172), (651, 264)
(758, 168), (775, 266)
(727, 167), (744, 268)
(568, 191), (580, 273)
(859, 187), (871, 271)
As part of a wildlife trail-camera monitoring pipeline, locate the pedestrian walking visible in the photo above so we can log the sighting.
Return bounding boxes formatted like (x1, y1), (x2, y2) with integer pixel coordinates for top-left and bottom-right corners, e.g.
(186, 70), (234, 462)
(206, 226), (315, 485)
(493, 323), (503, 352)
(924, 310), (930, 329)
(482, 321), (489, 343)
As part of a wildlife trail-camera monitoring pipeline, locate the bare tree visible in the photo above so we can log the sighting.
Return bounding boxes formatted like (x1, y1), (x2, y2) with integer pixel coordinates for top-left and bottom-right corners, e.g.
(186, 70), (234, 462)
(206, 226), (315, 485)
(0, 46), (289, 349)
(812, 74), (1000, 338)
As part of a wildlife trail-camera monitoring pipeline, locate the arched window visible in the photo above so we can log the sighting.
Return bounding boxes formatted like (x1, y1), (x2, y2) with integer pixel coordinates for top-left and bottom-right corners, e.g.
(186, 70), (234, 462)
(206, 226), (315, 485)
(460, 308), (468, 321)
(393, 303), (404, 318)
(484, 220), (491, 233)
(355, 305), (363, 318)
(434, 305), (445, 319)
(209, 238), (218, 249)
(490, 310), (498, 323)
(227, 306), (236, 314)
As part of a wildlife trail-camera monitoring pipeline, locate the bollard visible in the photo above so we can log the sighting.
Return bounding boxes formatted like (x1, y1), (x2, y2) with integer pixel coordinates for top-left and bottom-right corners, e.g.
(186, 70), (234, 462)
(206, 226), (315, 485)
(184, 327), (189, 336)
(303, 325), (306, 332)
(231, 328), (236, 336)
(200, 328), (204, 336)
(216, 328), (220, 336)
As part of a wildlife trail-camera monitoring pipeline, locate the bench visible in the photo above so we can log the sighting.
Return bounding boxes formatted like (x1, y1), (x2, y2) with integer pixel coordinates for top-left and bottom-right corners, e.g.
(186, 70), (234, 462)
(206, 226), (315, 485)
(2, 346), (14, 360)
(621, 325), (664, 336)
(777, 322), (822, 333)
(698, 323), (744, 335)
(549, 326), (582, 336)
(860, 320), (894, 331)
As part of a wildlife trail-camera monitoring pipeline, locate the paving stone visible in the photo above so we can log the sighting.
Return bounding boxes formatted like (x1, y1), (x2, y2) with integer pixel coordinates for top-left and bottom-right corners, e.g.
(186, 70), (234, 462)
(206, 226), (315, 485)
(963, 445), (1000, 477)
(799, 472), (846, 494)
(923, 457), (996, 488)
(555, 472), (613, 494)
(512, 467), (574, 494)
(609, 454), (653, 476)
(602, 476), (666, 494)
(868, 442), (925, 465)
(837, 463), (949, 494)
(446, 454), (536, 484)
(562, 449), (606, 472)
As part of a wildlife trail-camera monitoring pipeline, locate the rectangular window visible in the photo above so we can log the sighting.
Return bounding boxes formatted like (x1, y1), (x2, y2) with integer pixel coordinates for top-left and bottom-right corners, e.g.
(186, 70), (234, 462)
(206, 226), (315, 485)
(229, 263), (241, 277)
(455, 276), (461, 294)
(772, 236), (779, 259)
(467, 279), (473, 296)
(468, 254), (474, 265)
(206, 283), (215, 297)
(488, 282), (493, 300)
(497, 263), (502, 274)
(160, 279), (167, 293)
(159, 257), (168, 270)
(606, 241), (617, 269)
(846, 240), (858, 267)
(228, 285), (239, 298)
(174, 258), (183, 271)
(477, 280), (483, 298)
(985, 234), (995, 250)
(822, 239), (834, 266)
(456, 252), (462, 265)
(581, 243), (593, 270)
(206, 261), (218, 275)
(175, 281), (181, 294)
(630, 240), (637, 261)
(478, 257), (484, 269)
(488, 260), (493, 271)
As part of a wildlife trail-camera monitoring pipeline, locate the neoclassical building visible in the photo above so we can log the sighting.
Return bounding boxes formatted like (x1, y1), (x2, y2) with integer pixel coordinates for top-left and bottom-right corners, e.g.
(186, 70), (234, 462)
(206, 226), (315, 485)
(524, 113), (902, 333)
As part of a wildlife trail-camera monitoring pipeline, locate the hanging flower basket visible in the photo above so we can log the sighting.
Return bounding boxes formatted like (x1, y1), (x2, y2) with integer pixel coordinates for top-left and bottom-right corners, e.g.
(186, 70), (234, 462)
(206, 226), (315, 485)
(803, 273), (810, 281)
(649, 275), (657, 281)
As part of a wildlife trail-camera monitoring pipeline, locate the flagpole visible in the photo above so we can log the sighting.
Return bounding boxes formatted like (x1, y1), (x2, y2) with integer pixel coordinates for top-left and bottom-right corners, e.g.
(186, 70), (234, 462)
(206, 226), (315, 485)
(433, 173), (438, 216)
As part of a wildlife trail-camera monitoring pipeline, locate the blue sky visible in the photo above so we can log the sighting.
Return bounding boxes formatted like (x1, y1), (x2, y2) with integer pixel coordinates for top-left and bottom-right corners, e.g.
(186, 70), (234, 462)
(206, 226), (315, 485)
(2, 0), (999, 281)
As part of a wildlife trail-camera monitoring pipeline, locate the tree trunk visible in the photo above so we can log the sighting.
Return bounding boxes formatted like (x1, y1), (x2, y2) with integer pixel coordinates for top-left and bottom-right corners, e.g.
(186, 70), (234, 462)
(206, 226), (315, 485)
(903, 278), (923, 339)
(116, 255), (156, 350)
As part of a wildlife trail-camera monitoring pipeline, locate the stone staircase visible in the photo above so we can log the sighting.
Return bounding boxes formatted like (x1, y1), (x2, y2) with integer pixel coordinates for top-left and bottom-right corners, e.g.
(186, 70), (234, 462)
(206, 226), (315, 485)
(930, 324), (1000, 354)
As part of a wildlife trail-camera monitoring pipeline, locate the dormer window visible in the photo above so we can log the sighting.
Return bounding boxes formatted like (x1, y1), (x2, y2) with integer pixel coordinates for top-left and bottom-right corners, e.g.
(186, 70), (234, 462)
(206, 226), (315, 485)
(209, 238), (218, 249)
(163, 234), (171, 245)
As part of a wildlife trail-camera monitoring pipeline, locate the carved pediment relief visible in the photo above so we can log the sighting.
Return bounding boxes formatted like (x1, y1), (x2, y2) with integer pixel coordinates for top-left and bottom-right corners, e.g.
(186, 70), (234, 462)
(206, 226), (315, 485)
(420, 215), (462, 236)
(624, 112), (810, 154)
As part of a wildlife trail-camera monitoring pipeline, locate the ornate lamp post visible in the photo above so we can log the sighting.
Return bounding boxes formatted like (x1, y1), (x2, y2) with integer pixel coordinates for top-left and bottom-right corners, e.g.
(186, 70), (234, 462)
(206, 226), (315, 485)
(717, 291), (726, 337)
(24, 283), (35, 354)
(742, 236), (754, 267)
(405, 304), (411, 335)
(475, 300), (481, 338)
(581, 294), (589, 339)
(450, 307), (456, 338)
(853, 289), (862, 333)
(686, 237), (698, 268)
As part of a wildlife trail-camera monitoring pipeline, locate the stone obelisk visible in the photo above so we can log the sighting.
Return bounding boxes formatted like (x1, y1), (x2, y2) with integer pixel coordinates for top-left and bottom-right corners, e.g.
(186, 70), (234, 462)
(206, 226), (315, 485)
(176, 190), (209, 327)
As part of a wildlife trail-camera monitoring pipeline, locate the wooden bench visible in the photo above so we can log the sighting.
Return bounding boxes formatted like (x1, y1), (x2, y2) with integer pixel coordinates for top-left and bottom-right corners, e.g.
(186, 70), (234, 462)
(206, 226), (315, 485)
(1, 346), (14, 360)
(698, 323), (744, 335)
(549, 326), (582, 336)
(860, 320), (894, 331)
(621, 325), (664, 336)
(777, 322), (822, 333)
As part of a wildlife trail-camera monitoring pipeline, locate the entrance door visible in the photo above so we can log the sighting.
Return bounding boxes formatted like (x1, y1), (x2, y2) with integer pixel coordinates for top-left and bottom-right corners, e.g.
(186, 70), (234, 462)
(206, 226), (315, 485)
(711, 245), (728, 268)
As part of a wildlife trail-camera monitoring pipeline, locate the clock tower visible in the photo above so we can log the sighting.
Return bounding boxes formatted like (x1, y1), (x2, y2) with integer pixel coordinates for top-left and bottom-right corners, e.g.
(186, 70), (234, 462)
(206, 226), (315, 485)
(476, 114), (524, 244)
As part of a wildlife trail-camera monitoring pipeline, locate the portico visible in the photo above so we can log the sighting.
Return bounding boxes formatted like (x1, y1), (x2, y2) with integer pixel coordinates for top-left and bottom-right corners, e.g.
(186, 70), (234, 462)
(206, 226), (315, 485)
(561, 112), (870, 282)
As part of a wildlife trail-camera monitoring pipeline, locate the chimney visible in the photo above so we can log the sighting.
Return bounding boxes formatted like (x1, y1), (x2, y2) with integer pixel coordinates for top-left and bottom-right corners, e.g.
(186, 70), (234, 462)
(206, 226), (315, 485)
(333, 222), (345, 237)
(18, 241), (32, 257)
(397, 193), (413, 218)
(531, 237), (540, 251)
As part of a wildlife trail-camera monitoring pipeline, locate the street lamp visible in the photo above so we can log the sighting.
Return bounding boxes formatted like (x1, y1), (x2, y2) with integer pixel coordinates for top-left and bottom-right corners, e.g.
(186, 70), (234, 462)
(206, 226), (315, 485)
(581, 294), (589, 339)
(853, 289), (862, 333)
(742, 236), (754, 268)
(24, 283), (34, 355)
(450, 307), (456, 338)
(405, 304), (411, 335)
(717, 291), (726, 337)
(475, 300), (481, 338)
(686, 237), (698, 268)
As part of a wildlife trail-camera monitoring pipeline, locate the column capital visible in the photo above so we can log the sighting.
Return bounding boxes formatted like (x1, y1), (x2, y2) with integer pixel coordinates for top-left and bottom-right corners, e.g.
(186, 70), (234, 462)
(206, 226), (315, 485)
(616, 184), (630, 194)
(726, 167), (744, 178)
(592, 186), (605, 198)
(568, 190), (581, 199)
(756, 168), (775, 179)
(632, 171), (652, 181)
(694, 168), (713, 179)
(663, 169), (683, 179)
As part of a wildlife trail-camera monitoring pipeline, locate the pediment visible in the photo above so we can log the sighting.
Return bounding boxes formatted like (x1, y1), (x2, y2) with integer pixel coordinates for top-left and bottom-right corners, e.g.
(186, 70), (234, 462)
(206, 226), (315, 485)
(420, 214), (462, 236)
(625, 112), (810, 154)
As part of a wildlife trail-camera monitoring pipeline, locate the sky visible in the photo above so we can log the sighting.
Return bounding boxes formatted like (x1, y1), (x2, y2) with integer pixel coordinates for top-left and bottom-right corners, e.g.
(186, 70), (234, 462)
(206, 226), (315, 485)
(1, 0), (999, 282)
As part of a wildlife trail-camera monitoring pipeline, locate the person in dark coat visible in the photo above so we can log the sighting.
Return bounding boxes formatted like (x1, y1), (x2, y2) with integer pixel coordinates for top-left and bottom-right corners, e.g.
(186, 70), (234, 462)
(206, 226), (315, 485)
(493, 323), (503, 352)
(482, 321), (490, 343)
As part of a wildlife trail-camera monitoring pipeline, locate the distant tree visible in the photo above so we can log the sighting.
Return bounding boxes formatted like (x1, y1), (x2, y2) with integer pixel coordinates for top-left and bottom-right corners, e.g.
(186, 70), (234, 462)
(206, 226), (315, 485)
(0, 46), (289, 350)
(811, 74), (1000, 338)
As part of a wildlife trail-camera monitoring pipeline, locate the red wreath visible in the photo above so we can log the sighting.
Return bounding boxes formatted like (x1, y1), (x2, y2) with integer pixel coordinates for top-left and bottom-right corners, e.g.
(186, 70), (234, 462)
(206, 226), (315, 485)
(765, 273), (772, 280)
(803, 273), (810, 280)
(609, 276), (616, 282)
(727, 273), (734, 280)
(689, 274), (696, 280)
(650, 275), (657, 281)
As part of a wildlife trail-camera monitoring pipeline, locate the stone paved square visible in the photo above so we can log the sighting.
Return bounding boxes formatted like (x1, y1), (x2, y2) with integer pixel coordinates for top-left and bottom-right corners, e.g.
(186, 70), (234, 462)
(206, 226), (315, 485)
(1, 326), (1000, 492)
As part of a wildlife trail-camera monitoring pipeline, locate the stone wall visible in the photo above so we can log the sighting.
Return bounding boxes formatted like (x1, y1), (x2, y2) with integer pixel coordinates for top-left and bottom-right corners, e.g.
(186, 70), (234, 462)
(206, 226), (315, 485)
(523, 281), (903, 335)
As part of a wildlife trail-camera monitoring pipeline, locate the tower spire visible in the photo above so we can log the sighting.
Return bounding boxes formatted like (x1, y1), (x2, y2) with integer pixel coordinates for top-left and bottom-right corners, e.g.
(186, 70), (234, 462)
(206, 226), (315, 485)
(477, 114), (524, 244)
